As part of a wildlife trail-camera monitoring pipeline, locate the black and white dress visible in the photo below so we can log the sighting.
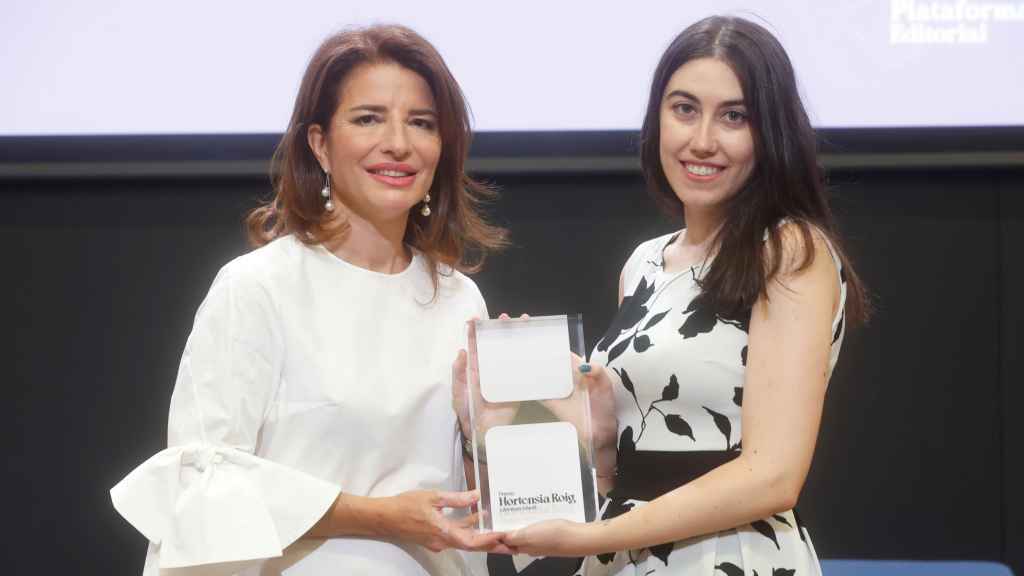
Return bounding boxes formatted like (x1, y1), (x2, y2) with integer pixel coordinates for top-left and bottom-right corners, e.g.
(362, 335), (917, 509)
(484, 229), (847, 576)
(581, 229), (847, 576)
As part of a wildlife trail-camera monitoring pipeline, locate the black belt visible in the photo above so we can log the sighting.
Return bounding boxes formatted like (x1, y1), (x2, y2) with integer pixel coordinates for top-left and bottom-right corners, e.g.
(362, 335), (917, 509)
(610, 450), (740, 502)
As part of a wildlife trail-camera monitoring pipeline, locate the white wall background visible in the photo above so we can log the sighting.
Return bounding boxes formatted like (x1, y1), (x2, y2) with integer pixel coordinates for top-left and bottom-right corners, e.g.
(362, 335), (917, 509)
(3, 0), (1022, 135)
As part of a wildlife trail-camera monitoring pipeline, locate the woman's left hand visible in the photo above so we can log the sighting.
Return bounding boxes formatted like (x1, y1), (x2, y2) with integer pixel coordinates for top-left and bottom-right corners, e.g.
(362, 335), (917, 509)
(502, 519), (602, 557)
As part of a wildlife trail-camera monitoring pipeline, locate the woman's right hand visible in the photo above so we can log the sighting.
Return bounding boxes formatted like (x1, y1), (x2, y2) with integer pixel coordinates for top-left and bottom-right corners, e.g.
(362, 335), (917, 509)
(382, 489), (511, 553)
(541, 357), (619, 480)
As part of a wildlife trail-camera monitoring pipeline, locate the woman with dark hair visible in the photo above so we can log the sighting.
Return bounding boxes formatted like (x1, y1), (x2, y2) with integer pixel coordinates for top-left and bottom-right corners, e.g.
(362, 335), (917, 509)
(502, 15), (869, 576)
(110, 25), (508, 575)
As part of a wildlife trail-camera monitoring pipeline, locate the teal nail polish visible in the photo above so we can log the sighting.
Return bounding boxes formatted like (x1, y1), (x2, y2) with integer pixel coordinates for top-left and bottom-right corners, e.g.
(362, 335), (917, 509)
(579, 363), (592, 374)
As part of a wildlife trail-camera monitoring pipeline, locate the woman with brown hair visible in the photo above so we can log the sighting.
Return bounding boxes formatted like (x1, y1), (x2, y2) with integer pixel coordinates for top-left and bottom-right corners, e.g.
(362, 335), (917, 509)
(501, 15), (870, 576)
(110, 25), (507, 575)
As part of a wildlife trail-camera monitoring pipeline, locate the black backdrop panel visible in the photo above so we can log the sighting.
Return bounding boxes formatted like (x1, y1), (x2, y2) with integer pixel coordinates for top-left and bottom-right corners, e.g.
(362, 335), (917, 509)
(1000, 176), (1023, 570)
(3, 170), (1020, 574)
(5, 181), (255, 573)
(799, 172), (1003, 560)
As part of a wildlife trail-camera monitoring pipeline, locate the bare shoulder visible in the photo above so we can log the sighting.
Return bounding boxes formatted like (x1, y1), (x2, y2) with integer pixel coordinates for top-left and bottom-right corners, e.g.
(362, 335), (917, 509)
(765, 221), (839, 311)
(771, 222), (837, 277)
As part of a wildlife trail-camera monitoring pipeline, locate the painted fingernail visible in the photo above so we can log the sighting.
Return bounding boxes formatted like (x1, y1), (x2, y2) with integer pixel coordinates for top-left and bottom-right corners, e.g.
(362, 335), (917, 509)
(579, 363), (592, 374)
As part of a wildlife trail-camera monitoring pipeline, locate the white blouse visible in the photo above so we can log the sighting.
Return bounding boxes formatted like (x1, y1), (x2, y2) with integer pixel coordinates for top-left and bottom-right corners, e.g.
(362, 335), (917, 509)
(111, 235), (488, 575)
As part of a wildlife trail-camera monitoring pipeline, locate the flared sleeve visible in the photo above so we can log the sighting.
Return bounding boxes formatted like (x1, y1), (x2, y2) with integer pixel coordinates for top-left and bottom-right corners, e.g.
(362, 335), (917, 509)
(110, 258), (341, 569)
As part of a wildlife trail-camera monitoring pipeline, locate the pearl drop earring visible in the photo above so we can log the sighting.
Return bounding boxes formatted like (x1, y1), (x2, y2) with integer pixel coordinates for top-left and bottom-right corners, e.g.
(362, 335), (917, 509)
(321, 171), (334, 212)
(420, 193), (431, 217)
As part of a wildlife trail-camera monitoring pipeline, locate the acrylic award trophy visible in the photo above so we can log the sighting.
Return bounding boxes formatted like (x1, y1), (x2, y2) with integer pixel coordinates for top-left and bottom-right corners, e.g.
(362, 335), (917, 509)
(464, 314), (599, 532)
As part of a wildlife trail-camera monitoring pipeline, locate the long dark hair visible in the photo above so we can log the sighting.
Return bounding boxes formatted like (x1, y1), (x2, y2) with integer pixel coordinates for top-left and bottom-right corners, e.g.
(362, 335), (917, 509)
(640, 16), (869, 325)
(247, 24), (507, 282)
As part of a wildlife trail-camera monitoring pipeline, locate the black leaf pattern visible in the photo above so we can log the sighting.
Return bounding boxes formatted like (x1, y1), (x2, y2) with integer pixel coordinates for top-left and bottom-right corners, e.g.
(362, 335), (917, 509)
(633, 334), (653, 353)
(635, 275), (656, 302)
(681, 292), (752, 336)
(606, 334), (633, 365)
(773, 569), (796, 576)
(772, 514), (792, 527)
(729, 440), (742, 451)
(661, 375), (679, 401)
(740, 345), (748, 366)
(678, 297), (718, 339)
(649, 541), (674, 565)
(616, 368), (636, 397)
(716, 562), (745, 576)
(704, 406), (732, 449)
(643, 309), (670, 331)
(595, 330), (616, 353)
(751, 519), (781, 550)
(664, 414), (694, 440)
(733, 387), (743, 406)
(596, 278), (654, 352)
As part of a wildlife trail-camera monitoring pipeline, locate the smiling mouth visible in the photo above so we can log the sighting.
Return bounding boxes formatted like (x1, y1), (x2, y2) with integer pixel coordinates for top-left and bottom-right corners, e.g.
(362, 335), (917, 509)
(684, 162), (724, 177)
(366, 165), (418, 187)
(368, 168), (415, 178)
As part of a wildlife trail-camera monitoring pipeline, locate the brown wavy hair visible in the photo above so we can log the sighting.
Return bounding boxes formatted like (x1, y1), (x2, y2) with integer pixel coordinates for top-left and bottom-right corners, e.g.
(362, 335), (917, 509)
(640, 16), (870, 326)
(247, 24), (507, 285)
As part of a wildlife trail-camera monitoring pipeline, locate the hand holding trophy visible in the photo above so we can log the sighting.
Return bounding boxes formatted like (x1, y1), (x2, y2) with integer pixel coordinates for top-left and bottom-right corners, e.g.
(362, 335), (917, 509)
(543, 353), (619, 493)
(457, 314), (600, 532)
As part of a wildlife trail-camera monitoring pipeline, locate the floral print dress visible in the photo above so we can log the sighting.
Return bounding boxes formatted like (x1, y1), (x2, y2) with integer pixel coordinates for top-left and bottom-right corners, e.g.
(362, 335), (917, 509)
(486, 229), (846, 576)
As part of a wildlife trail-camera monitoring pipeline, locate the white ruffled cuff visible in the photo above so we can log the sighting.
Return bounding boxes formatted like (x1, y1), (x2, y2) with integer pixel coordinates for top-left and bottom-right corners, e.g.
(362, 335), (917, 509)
(110, 443), (341, 569)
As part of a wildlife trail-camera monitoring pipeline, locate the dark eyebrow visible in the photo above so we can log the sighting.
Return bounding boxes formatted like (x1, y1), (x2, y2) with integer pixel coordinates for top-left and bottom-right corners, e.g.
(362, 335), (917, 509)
(665, 89), (745, 108)
(348, 105), (387, 113)
(347, 104), (437, 116)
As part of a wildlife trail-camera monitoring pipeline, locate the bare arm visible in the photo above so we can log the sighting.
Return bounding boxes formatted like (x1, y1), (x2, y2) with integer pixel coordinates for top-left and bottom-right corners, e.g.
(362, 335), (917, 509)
(507, 228), (840, 555)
